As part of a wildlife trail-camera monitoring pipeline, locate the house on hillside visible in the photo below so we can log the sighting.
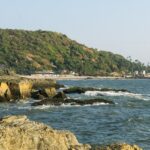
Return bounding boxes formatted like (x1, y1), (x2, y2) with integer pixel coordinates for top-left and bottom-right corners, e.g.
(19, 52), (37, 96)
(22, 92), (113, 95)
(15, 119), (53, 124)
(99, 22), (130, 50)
(134, 70), (146, 77)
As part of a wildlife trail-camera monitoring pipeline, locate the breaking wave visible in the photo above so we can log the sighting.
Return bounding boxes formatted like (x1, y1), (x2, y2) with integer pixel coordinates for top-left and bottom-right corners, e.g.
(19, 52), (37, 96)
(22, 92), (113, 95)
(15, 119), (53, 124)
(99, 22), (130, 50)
(17, 102), (110, 110)
(59, 102), (110, 107)
(85, 91), (150, 101)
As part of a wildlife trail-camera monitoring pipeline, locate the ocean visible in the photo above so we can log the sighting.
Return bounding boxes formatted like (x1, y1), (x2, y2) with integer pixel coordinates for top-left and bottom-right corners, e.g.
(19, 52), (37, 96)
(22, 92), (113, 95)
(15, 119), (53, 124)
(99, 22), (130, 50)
(0, 79), (150, 149)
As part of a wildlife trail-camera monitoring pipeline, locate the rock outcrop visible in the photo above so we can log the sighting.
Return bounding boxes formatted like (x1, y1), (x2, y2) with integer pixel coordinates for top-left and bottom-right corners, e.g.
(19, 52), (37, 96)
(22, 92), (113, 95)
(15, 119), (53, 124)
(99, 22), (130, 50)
(9, 80), (33, 99)
(31, 87), (56, 99)
(0, 82), (12, 102)
(0, 80), (33, 102)
(0, 115), (90, 150)
(0, 79), (58, 101)
(0, 115), (142, 150)
(63, 87), (129, 94)
(31, 91), (114, 106)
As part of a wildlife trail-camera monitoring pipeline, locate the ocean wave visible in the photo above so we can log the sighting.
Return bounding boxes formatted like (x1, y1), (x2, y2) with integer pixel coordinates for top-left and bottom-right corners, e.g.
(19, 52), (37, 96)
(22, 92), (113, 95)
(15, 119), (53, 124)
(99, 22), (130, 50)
(18, 105), (52, 110)
(18, 102), (110, 110)
(85, 91), (150, 101)
(60, 102), (110, 107)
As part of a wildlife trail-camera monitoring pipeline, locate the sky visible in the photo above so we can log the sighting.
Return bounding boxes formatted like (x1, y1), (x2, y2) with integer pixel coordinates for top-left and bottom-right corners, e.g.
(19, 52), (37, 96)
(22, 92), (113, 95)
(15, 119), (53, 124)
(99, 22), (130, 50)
(0, 0), (150, 64)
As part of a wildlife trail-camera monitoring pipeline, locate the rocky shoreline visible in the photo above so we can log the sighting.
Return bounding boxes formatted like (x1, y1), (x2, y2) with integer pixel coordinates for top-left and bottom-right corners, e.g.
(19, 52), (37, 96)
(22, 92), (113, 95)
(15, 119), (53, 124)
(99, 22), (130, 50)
(0, 77), (143, 149)
(0, 78), (116, 106)
(0, 115), (142, 150)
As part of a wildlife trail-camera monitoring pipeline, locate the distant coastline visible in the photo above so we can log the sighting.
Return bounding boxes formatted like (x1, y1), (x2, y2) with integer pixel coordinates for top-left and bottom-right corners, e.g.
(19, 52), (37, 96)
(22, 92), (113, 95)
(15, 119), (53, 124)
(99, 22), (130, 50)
(19, 74), (150, 80)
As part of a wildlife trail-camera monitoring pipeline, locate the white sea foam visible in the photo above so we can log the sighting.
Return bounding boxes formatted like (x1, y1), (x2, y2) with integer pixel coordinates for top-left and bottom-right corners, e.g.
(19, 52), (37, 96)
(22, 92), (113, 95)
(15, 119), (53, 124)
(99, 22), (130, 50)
(18, 105), (53, 110)
(33, 105), (53, 109)
(60, 103), (81, 107)
(82, 102), (110, 106)
(85, 91), (150, 101)
(57, 102), (110, 107)
(18, 102), (110, 110)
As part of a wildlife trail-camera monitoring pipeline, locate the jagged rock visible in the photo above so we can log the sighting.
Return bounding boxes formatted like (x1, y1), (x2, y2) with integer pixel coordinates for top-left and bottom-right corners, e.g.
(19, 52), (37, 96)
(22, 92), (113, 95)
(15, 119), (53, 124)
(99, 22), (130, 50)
(31, 87), (56, 99)
(63, 87), (129, 94)
(31, 90), (46, 99)
(0, 81), (32, 102)
(53, 91), (68, 99)
(8, 80), (33, 100)
(63, 87), (87, 94)
(54, 83), (65, 89)
(32, 98), (114, 106)
(91, 143), (142, 150)
(0, 82), (12, 102)
(44, 87), (56, 98)
(19, 80), (33, 99)
(0, 115), (142, 150)
(0, 115), (91, 150)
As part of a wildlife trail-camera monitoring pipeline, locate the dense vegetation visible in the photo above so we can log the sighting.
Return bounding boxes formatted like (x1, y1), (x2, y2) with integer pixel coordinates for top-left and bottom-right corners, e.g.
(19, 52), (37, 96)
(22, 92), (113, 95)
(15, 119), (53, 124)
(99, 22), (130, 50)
(0, 29), (146, 75)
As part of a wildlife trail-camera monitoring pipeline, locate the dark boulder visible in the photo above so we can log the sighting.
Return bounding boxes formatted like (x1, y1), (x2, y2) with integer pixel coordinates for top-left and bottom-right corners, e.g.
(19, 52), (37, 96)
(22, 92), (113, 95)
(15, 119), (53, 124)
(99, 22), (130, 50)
(31, 90), (46, 100)
(32, 98), (114, 106)
(63, 87), (95, 94)
(100, 88), (129, 92)
(54, 83), (65, 89)
(31, 87), (56, 99)
(53, 92), (67, 100)
(63, 87), (130, 94)
(66, 98), (114, 105)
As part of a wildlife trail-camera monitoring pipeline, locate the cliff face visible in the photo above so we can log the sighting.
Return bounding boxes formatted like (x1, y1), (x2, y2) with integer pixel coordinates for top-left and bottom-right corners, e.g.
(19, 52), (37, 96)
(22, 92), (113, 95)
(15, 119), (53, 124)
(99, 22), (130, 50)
(0, 80), (33, 101)
(0, 79), (57, 102)
(0, 115), (142, 150)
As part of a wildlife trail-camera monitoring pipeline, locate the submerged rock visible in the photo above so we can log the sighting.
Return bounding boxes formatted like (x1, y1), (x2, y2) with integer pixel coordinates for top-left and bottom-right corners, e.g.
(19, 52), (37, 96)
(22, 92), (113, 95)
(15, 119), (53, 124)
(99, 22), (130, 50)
(63, 87), (129, 94)
(63, 87), (87, 94)
(31, 90), (114, 107)
(99, 88), (129, 92)
(0, 115), (90, 150)
(32, 97), (114, 106)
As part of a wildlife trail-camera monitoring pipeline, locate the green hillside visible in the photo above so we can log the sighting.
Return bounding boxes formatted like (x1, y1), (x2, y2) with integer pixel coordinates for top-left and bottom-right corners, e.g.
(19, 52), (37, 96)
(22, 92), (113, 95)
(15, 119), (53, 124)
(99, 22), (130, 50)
(0, 29), (145, 75)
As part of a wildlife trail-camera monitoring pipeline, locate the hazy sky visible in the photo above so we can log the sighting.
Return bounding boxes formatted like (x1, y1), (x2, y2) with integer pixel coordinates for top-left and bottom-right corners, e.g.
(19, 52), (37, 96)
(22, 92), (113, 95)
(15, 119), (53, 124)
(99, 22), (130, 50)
(0, 0), (150, 64)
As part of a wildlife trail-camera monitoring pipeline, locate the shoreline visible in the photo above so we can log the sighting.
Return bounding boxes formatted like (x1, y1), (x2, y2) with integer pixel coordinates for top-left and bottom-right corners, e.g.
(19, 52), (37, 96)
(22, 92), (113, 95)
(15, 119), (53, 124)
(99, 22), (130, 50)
(1, 74), (149, 81)
(19, 75), (125, 80)
(19, 74), (150, 80)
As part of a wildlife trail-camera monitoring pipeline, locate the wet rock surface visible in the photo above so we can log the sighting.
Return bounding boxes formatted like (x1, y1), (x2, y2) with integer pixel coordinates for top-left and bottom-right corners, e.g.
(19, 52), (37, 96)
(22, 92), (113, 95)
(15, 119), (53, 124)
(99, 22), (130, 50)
(63, 87), (129, 94)
(32, 92), (114, 106)
(0, 79), (61, 102)
(31, 87), (56, 99)
(0, 78), (129, 105)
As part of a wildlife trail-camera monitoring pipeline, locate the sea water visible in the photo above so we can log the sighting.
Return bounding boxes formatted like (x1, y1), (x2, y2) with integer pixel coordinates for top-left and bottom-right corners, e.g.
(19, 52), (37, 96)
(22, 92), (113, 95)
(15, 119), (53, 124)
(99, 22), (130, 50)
(0, 79), (150, 149)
